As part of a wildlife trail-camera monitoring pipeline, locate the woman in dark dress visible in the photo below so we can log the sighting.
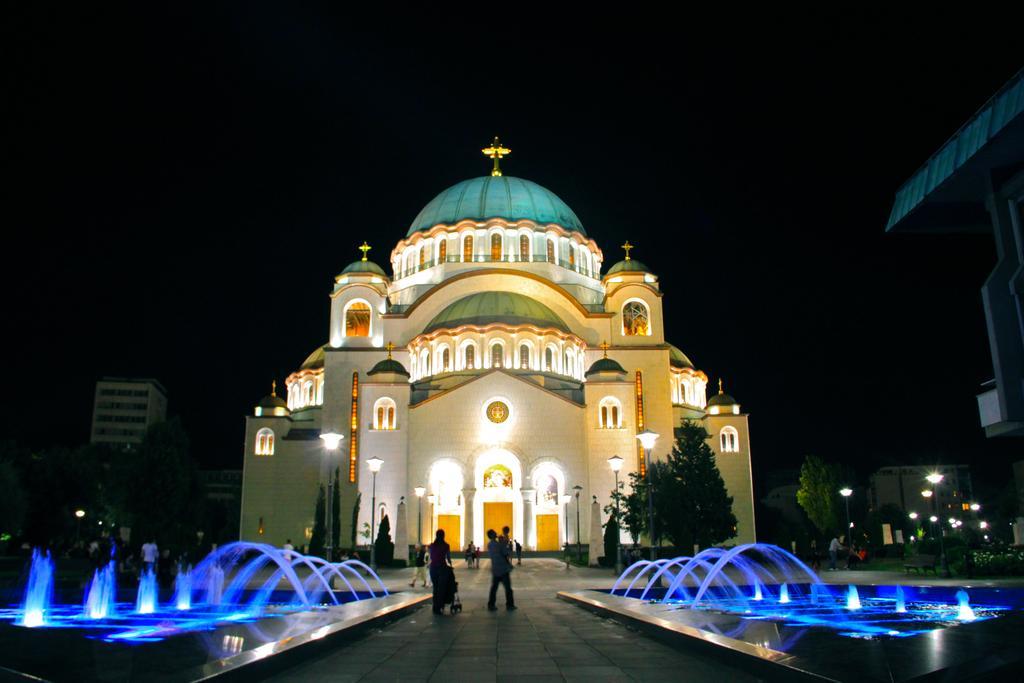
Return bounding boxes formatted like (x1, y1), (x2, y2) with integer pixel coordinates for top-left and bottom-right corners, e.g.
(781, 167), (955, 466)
(429, 529), (452, 615)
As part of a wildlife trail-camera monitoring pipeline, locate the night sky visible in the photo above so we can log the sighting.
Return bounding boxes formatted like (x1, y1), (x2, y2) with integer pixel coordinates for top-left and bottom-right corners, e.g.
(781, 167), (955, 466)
(5, 7), (1022, 501)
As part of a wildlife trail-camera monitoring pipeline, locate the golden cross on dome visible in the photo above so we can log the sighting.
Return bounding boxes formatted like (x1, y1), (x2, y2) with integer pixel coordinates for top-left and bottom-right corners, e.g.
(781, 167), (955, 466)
(271, 379), (277, 396)
(358, 241), (372, 261)
(600, 341), (610, 358)
(482, 136), (511, 177)
(621, 241), (634, 261)
(385, 341), (395, 359)
(718, 378), (724, 394)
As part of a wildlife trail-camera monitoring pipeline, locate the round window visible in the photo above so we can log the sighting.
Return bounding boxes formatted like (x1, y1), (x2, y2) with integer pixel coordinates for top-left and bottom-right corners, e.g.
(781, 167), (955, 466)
(486, 401), (510, 424)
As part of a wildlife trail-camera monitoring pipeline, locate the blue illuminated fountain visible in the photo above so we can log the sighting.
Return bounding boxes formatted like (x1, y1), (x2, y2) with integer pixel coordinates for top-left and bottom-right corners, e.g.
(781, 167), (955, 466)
(4, 542), (390, 642)
(610, 543), (1008, 640)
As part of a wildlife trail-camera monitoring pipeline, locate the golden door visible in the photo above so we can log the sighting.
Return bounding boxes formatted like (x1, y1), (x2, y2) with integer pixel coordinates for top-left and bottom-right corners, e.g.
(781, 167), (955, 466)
(536, 513), (560, 551)
(436, 514), (461, 551)
(483, 502), (514, 541)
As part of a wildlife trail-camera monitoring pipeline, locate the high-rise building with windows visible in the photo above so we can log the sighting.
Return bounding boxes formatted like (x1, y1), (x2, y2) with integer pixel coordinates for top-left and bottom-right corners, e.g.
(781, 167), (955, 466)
(90, 377), (168, 449)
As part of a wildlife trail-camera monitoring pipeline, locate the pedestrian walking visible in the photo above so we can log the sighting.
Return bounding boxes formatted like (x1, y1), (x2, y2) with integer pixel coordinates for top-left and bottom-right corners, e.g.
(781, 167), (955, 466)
(141, 539), (159, 574)
(515, 539), (522, 565)
(486, 528), (516, 611)
(429, 530), (452, 615)
(410, 544), (428, 587)
(828, 535), (842, 571)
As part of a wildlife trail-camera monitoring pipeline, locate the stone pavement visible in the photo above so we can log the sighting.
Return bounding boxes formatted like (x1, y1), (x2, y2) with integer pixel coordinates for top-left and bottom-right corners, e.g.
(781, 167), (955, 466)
(267, 558), (757, 682)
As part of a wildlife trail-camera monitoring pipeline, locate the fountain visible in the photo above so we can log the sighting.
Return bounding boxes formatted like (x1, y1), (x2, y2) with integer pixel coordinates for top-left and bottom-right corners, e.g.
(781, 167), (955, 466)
(174, 565), (192, 610)
(135, 568), (158, 614)
(84, 561), (118, 619)
(778, 583), (790, 604)
(895, 584), (906, 613)
(18, 549), (54, 627)
(846, 584), (861, 610)
(956, 589), (975, 621)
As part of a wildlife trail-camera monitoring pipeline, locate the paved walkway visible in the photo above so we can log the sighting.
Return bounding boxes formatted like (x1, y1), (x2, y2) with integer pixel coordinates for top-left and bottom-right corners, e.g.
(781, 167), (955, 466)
(268, 559), (757, 682)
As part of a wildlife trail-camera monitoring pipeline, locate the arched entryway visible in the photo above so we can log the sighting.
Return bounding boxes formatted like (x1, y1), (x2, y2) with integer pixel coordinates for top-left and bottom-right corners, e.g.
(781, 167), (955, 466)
(530, 462), (567, 551)
(428, 459), (465, 550)
(473, 449), (522, 549)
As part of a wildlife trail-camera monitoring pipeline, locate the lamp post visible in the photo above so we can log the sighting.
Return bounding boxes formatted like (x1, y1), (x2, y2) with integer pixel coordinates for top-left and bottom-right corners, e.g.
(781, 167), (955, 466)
(573, 484), (583, 564)
(367, 457), (384, 569)
(561, 494), (571, 569)
(608, 455), (624, 573)
(926, 472), (950, 577)
(75, 509), (85, 544)
(636, 429), (659, 560)
(427, 494), (436, 539)
(414, 486), (426, 545)
(319, 431), (344, 561)
(839, 487), (853, 546)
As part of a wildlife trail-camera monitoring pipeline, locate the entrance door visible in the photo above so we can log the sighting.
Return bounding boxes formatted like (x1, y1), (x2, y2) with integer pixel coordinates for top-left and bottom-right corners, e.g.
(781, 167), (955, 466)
(536, 513), (560, 551)
(437, 514), (461, 551)
(483, 502), (513, 541)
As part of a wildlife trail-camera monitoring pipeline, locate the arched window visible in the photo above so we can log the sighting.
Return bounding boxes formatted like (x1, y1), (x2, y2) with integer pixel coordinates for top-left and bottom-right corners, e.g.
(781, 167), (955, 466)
(255, 428), (274, 456)
(442, 347), (450, 372)
(519, 344), (530, 369)
(598, 398), (622, 429)
(490, 343), (503, 368)
(303, 380), (314, 406)
(622, 300), (650, 336)
(419, 349), (430, 376)
(438, 238), (447, 262)
(546, 239), (555, 262)
(544, 347), (554, 371)
(418, 246), (426, 268)
(374, 398), (397, 430)
(463, 234), (474, 262)
(491, 233), (502, 261)
(720, 426), (739, 453)
(519, 234), (530, 260)
(465, 344), (475, 370)
(345, 301), (372, 337)
(568, 244), (575, 268)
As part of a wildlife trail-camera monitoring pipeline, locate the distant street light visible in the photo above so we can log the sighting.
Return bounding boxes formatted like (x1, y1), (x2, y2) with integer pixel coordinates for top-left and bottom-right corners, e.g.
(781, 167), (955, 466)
(319, 431), (344, 560)
(636, 430), (660, 560)
(573, 484), (583, 564)
(908, 512), (918, 520)
(925, 472), (949, 577)
(367, 457), (384, 570)
(608, 455), (624, 573)
(839, 488), (853, 544)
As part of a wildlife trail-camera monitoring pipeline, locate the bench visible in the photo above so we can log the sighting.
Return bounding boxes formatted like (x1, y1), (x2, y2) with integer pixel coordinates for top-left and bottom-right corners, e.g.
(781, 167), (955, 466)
(904, 554), (937, 574)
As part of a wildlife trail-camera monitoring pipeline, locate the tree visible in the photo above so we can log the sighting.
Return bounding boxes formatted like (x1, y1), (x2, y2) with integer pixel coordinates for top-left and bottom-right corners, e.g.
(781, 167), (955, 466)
(374, 514), (394, 565)
(309, 485), (326, 557)
(796, 454), (840, 536)
(655, 421), (737, 550)
(604, 471), (647, 547)
(349, 492), (361, 550)
(602, 514), (619, 566)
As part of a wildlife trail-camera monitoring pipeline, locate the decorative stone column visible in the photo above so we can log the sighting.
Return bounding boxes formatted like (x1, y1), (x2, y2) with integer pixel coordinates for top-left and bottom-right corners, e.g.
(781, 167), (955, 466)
(462, 488), (476, 549)
(521, 488), (536, 550)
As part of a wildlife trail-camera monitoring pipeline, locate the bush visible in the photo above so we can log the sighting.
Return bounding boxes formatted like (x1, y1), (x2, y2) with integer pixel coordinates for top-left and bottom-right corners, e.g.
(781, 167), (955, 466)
(603, 517), (619, 566)
(960, 548), (1024, 576)
(374, 515), (395, 566)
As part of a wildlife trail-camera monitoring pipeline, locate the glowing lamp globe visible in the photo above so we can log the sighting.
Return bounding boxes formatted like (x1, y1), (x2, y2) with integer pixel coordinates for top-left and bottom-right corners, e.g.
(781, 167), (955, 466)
(926, 472), (944, 485)
(608, 455), (624, 472)
(839, 488), (853, 497)
(367, 457), (384, 473)
(921, 490), (933, 498)
(970, 503), (981, 512)
(636, 430), (659, 451)
(929, 515), (938, 523)
(414, 486), (426, 498)
(75, 509), (86, 519)
(908, 512), (918, 520)
(319, 431), (344, 451)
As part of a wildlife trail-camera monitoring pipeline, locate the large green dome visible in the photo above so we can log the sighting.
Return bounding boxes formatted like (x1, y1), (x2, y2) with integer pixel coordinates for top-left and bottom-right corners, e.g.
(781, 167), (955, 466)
(423, 291), (570, 334)
(408, 176), (586, 238)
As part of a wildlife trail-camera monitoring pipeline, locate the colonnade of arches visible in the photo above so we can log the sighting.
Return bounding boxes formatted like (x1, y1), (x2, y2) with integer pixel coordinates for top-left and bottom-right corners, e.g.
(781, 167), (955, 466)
(392, 227), (601, 280)
(407, 330), (587, 381)
(286, 371), (324, 411)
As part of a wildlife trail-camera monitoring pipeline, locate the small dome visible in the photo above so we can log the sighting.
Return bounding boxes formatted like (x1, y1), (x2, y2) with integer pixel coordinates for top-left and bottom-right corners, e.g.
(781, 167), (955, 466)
(257, 394), (288, 409)
(668, 344), (694, 369)
(707, 392), (738, 407)
(408, 176), (586, 237)
(300, 346), (326, 370)
(424, 291), (570, 334)
(605, 259), (652, 277)
(340, 260), (388, 277)
(368, 358), (410, 377)
(585, 357), (627, 377)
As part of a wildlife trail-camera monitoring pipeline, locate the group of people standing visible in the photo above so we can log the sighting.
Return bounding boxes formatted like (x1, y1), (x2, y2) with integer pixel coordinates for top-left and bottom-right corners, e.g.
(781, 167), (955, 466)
(419, 526), (518, 615)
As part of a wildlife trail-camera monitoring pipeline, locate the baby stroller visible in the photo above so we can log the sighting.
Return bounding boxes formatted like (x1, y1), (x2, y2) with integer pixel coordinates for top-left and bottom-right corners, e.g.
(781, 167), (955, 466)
(444, 565), (462, 614)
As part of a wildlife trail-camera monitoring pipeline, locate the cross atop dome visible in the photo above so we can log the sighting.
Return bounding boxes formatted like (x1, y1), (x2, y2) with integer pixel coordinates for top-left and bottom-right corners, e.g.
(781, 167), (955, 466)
(600, 341), (610, 358)
(621, 241), (634, 261)
(358, 241), (372, 261)
(385, 341), (395, 359)
(482, 136), (511, 177)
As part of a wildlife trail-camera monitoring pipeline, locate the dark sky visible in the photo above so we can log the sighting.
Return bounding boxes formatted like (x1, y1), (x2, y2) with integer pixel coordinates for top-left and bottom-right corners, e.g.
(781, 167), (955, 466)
(4, 7), (1022, 500)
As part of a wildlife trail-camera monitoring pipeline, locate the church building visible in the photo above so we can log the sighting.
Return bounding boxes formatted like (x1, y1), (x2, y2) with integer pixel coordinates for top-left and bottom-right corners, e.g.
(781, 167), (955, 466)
(240, 141), (756, 555)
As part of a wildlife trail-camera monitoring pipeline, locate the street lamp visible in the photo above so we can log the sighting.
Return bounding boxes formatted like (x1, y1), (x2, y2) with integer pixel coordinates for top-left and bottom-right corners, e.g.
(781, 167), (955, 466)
(414, 486), (426, 545)
(636, 429), (660, 560)
(319, 431), (344, 561)
(573, 484), (583, 564)
(839, 487), (853, 546)
(608, 455), (624, 573)
(74, 509), (85, 544)
(925, 472), (949, 577)
(561, 494), (572, 569)
(970, 503), (981, 512)
(367, 457), (384, 569)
